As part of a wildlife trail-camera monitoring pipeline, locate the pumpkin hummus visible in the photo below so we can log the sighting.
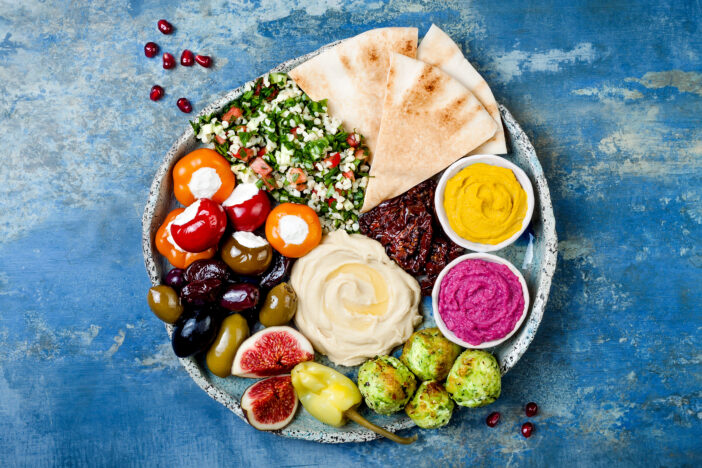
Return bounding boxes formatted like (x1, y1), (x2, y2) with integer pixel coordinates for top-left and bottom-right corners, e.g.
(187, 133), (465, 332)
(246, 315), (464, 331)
(443, 163), (527, 245)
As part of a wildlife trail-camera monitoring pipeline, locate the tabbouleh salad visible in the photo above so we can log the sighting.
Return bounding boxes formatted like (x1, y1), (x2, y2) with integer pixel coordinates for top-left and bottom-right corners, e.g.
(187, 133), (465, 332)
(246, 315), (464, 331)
(190, 73), (370, 233)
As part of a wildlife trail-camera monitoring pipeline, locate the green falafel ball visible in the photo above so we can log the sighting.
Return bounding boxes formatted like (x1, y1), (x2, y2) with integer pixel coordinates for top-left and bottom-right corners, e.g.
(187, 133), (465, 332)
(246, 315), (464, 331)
(445, 350), (501, 407)
(405, 380), (455, 429)
(357, 356), (417, 415)
(401, 327), (462, 381)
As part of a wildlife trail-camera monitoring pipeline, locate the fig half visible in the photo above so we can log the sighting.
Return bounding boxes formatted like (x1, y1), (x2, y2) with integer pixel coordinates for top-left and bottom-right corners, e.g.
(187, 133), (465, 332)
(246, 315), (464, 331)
(241, 375), (298, 431)
(231, 326), (314, 378)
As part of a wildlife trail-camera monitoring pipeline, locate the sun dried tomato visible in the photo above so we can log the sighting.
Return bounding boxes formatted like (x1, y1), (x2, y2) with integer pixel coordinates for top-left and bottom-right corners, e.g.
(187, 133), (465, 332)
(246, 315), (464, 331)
(360, 179), (464, 293)
(420, 231), (465, 295)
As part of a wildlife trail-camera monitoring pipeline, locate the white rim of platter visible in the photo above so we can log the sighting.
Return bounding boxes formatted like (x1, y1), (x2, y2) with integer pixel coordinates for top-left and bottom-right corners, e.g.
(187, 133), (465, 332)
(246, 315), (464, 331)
(141, 40), (558, 443)
(431, 253), (530, 349)
(435, 155), (535, 252)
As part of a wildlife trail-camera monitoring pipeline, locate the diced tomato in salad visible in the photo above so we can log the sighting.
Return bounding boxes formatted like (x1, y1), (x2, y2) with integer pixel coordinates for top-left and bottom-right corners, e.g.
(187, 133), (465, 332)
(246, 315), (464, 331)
(288, 168), (307, 190)
(222, 106), (243, 122)
(261, 175), (276, 190)
(257, 147), (267, 157)
(266, 88), (279, 101)
(215, 135), (226, 145)
(342, 171), (355, 182)
(346, 133), (359, 147)
(250, 157), (273, 177)
(324, 152), (341, 168)
(234, 147), (254, 162)
(290, 126), (299, 136)
(354, 148), (367, 160)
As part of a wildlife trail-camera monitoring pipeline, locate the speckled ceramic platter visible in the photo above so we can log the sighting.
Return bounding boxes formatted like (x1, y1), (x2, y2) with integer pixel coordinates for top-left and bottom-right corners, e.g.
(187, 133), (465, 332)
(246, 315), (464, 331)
(142, 41), (557, 443)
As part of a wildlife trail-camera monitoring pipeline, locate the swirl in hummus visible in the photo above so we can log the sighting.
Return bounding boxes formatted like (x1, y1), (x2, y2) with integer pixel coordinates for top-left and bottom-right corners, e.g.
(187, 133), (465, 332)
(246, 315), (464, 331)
(291, 230), (422, 366)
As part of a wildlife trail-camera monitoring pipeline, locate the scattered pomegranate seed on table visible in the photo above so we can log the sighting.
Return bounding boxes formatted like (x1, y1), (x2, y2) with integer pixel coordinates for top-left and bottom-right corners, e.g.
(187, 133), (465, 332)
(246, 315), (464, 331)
(162, 52), (175, 69)
(144, 42), (159, 58)
(525, 402), (538, 417)
(141, 21), (212, 113)
(521, 422), (534, 438)
(177, 98), (192, 113)
(195, 54), (212, 68)
(486, 412), (500, 427)
(149, 85), (164, 101)
(181, 49), (194, 66)
(157, 19), (173, 34)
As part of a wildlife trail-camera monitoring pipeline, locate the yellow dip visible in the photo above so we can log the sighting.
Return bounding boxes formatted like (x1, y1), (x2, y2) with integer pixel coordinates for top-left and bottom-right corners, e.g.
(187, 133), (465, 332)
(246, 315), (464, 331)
(443, 163), (527, 245)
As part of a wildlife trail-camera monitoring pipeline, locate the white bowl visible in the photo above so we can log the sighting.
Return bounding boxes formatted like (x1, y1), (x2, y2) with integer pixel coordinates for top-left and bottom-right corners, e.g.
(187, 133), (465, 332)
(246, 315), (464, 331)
(435, 154), (535, 252)
(431, 253), (530, 349)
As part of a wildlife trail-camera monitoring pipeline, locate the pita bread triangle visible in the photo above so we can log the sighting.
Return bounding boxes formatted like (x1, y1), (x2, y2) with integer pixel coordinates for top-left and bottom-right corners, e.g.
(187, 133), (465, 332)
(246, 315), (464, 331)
(417, 24), (507, 155)
(361, 52), (497, 212)
(288, 27), (418, 161)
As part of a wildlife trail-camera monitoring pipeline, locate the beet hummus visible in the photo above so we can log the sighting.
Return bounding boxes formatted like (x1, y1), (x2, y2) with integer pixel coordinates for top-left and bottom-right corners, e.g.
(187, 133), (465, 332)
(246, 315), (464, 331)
(438, 259), (525, 345)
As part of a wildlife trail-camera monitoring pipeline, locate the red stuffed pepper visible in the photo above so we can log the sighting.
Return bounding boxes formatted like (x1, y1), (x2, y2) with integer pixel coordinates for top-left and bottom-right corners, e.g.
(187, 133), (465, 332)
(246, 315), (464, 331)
(169, 198), (227, 252)
(222, 183), (272, 232)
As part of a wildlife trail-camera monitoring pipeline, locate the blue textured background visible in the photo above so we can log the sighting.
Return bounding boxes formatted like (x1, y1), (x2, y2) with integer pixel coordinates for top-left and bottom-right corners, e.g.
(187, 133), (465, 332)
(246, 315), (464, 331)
(0, 1), (700, 466)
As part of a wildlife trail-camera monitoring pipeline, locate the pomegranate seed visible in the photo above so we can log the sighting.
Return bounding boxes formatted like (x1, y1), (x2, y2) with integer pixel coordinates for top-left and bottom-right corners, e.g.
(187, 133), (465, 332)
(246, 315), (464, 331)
(525, 402), (538, 417)
(149, 85), (164, 101)
(157, 19), (173, 34)
(181, 49), (194, 66)
(521, 422), (534, 438)
(144, 42), (159, 58)
(162, 53), (175, 69)
(177, 98), (192, 113)
(195, 54), (212, 68)
(486, 412), (500, 427)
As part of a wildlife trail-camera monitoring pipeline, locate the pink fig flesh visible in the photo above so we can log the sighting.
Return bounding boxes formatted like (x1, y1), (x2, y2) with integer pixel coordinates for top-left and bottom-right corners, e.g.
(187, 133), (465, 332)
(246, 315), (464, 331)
(241, 375), (298, 431)
(232, 326), (314, 378)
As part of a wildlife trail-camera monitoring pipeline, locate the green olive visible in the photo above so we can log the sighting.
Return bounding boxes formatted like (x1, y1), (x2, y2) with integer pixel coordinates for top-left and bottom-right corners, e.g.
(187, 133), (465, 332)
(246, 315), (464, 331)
(259, 283), (297, 327)
(206, 314), (250, 378)
(221, 232), (273, 275)
(147, 285), (183, 324)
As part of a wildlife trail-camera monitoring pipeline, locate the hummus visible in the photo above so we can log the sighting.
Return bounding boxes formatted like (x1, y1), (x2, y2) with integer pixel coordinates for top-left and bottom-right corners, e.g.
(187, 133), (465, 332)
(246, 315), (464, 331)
(438, 259), (524, 345)
(291, 230), (422, 366)
(443, 163), (527, 245)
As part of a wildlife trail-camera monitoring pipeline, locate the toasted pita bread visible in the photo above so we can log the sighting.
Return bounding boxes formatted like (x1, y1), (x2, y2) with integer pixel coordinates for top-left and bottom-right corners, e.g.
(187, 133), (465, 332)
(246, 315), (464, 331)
(361, 53), (497, 212)
(417, 24), (507, 155)
(289, 27), (418, 160)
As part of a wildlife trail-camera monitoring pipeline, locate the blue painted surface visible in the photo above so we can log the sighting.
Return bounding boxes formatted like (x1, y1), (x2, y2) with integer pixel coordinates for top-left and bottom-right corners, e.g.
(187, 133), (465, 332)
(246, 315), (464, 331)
(0, 0), (700, 466)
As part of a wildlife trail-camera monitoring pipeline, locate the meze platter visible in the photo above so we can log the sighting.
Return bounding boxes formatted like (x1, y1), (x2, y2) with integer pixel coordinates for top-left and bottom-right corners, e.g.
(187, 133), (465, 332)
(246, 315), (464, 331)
(142, 25), (557, 443)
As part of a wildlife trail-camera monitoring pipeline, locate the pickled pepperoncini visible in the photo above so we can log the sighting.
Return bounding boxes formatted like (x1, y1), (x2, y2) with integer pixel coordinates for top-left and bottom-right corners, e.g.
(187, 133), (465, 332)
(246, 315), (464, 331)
(290, 362), (417, 444)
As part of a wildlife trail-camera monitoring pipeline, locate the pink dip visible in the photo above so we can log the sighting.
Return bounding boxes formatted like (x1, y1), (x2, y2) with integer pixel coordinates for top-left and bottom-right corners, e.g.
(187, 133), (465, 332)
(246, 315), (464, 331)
(438, 259), (525, 345)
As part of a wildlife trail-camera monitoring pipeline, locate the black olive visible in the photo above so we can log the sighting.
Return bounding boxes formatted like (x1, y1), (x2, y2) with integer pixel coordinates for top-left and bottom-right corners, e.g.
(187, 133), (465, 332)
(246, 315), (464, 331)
(259, 253), (295, 290)
(171, 308), (222, 358)
(184, 259), (232, 283)
(164, 268), (187, 292)
(237, 307), (260, 329)
(180, 278), (223, 306)
(233, 275), (260, 286)
(220, 283), (260, 312)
